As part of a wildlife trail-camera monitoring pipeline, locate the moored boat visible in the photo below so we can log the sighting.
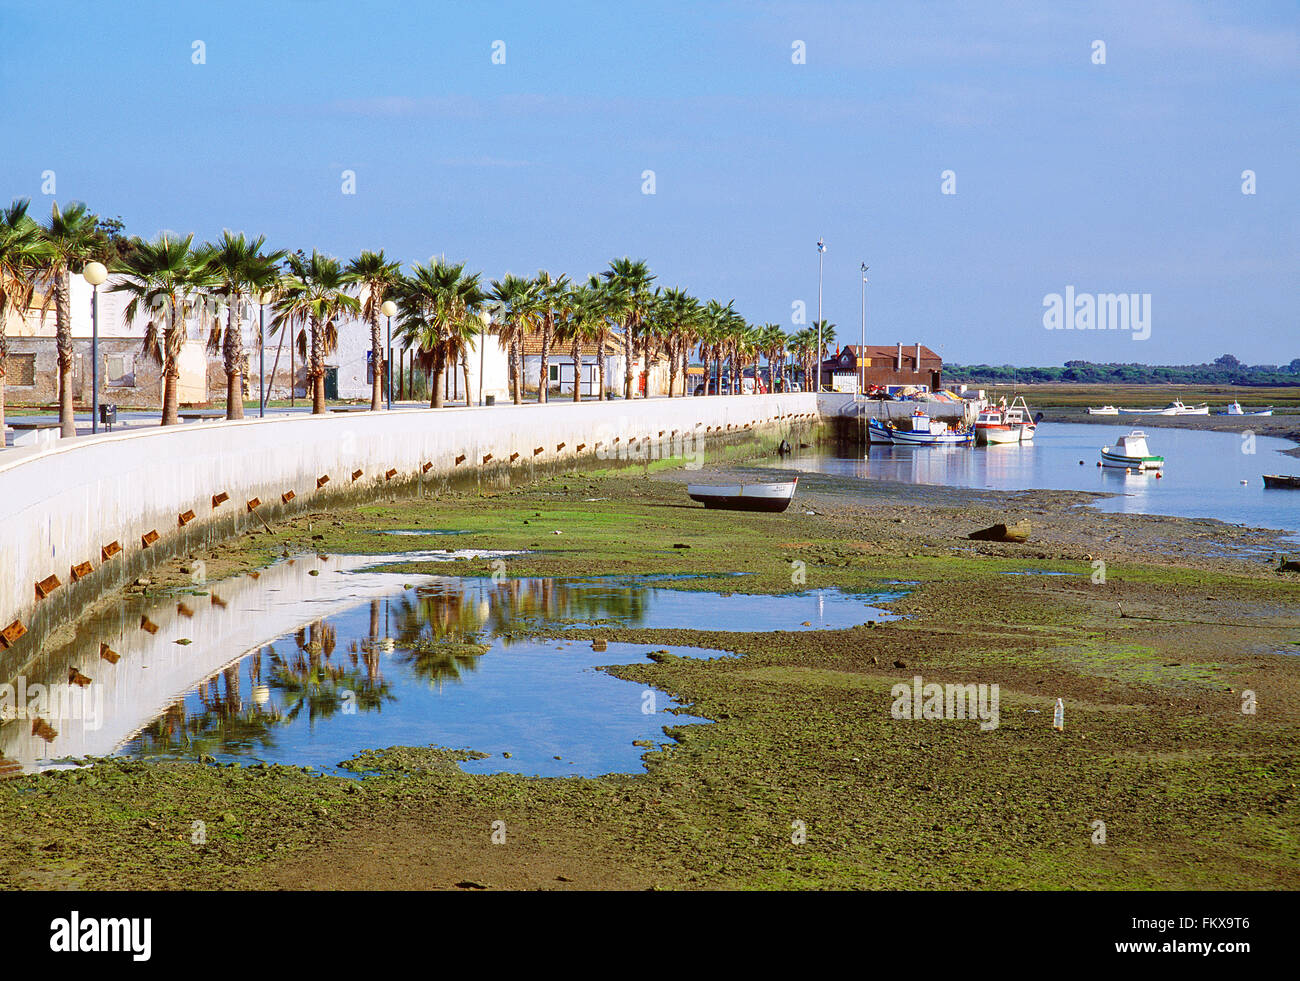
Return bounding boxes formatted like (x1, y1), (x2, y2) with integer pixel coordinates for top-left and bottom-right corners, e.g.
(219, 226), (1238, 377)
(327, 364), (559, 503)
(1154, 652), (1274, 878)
(973, 407), (1019, 445)
(1262, 474), (1300, 490)
(878, 410), (972, 445)
(1086, 405), (1119, 415)
(1100, 430), (1164, 470)
(1216, 401), (1274, 416)
(1120, 400), (1209, 416)
(687, 478), (798, 512)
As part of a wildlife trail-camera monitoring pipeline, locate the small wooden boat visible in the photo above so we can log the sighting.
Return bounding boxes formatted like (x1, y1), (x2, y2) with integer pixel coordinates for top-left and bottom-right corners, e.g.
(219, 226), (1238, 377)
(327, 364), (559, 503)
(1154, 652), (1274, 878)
(1086, 405), (1119, 415)
(687, 478), (798, 512)
(1101, 430), (1164, 470)
(968, 519), (1031, 543)
(1262, 474), (1300, 490)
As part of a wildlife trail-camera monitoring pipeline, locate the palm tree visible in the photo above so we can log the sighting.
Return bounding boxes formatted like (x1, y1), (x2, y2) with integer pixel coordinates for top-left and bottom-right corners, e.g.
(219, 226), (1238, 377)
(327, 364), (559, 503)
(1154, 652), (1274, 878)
(344, 250), (403, 411)
(272, 251), (359, 414)
(811, 319), (836, 391)
(0, 199), (51, 436)
(600, 257), (655, 399)
(555, 284), (602, 402)
(110, 234), (204, 426)
(659, 288), (702, 398)
(760, 324), (787, 392)
(531, 270), (569, 404)
(582, 276), (618, 400)
(40, 201), (103, 436)
(487, 274), (538, 404)
(395, 259), (484, 408)
(196, 232), (285, 419)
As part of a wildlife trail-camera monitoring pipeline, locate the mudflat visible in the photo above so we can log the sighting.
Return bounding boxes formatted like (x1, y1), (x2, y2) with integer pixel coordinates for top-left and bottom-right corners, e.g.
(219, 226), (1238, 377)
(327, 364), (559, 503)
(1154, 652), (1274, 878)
(2, 456), (1297, 891)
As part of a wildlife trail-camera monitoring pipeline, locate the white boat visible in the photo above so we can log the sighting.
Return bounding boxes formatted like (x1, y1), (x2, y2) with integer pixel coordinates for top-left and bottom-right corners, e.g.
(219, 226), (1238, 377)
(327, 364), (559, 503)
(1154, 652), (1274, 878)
(1086, 405), (1118, 415)
(1003, 395), (1040, 440)
(1120, 400), (1208, 416)
(1216, 401), (1273, 416)
(1101, 430), (1164, 470)
(687, 478), (798, 512)
(973, 407), (1020, 445)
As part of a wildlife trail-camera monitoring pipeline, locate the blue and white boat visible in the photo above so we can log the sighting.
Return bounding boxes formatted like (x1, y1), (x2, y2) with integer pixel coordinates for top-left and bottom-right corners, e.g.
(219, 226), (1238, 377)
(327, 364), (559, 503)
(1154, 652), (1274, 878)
(869, 411), (972, 446)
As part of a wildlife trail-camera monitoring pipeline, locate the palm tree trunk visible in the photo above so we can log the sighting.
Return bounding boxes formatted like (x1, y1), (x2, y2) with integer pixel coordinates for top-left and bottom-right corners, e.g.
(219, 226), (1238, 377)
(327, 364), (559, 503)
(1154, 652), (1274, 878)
(0, 365), (6, 438)
(462, 353), (472, 405)
(431, 347), (445, 408)
(509, 339), (521, 403)
(623, 321), (633, 400)
(539, 315), (551, 404)
(55, 272), (76, 437)
(597, 338), (606, 401)
(225, 301), (245, 420)
(310, 316), (326, 414)
(369, 310), (384, 411)
(571, 340), (582, 402)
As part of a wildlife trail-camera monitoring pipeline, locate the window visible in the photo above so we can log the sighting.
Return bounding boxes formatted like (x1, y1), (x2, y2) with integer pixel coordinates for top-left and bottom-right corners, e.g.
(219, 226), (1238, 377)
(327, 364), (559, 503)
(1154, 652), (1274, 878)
(106, 353), (135, 388)
(548, 364), (559, 381)
(7, 353), (35, 387)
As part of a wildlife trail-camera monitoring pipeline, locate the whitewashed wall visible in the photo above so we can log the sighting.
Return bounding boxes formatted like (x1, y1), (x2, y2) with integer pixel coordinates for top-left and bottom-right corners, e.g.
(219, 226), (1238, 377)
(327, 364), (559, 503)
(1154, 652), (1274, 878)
(0, 394), (819, 659)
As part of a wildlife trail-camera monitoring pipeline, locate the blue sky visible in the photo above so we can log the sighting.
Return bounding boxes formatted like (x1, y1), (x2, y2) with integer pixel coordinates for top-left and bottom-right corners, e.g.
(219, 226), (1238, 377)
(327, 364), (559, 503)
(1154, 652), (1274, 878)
(1, 0), (1295, 364)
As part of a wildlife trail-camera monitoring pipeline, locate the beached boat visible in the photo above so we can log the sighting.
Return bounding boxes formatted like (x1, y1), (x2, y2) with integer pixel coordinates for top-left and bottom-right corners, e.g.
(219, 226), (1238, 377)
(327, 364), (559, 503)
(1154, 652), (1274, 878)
(1086, 405), (1119, 415)
(1262, 474), (1300, 490)
(1100, 430), (1164, 470)
(1120, 400), (1209, 416)
(1216, 401), (1274, 416)
(687, 478), (798, 512)
(873, 411), (972, 446)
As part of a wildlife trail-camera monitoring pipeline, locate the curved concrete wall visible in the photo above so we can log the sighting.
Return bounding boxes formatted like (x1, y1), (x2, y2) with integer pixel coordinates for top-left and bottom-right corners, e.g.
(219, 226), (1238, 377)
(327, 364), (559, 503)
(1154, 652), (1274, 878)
(0, 394), (818, 667)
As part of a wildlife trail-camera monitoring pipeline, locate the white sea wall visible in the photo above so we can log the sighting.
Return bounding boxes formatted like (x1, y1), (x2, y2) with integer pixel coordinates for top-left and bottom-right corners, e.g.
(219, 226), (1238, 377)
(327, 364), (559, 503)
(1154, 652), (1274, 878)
(0, 394), (819, 654)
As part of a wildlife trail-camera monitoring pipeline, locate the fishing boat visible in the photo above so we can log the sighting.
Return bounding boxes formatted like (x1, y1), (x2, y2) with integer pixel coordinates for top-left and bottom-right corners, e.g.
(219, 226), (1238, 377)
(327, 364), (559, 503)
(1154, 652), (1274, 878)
(1262, 474), (1300, 490)
(873, 410), (972, 445)
(975, 395), (1039, 444)
(1086, 405), (1119, 415)
(687, 477), (798, 512)
(1100, 430), (1164, 470)
(1120, 400), (1209, 416)
(1215, 401), (1274, 416)
(973, 407), (1020, 445)
(1003, 395), (1041, 440)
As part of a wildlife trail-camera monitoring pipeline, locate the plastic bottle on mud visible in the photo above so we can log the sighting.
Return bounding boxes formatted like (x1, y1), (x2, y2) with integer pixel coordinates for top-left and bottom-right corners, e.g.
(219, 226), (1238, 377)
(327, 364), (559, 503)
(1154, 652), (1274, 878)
(1053, 698), (1064, 731)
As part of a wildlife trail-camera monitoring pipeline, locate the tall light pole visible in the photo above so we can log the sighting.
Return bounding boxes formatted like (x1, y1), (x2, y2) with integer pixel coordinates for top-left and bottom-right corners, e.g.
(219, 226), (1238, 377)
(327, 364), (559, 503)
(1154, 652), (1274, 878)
(83, 261), (107, 434)
(816, 238), (825, 392)
(477, 309), (491, 406)
(381, 300), (397, 408)
(257, 291), (267, 417)
(859, 262), (868, 394)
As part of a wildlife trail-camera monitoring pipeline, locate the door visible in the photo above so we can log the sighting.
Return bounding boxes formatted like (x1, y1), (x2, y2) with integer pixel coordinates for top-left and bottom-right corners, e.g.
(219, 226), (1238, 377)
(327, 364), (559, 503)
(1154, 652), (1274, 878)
(324, 366), (339, 400)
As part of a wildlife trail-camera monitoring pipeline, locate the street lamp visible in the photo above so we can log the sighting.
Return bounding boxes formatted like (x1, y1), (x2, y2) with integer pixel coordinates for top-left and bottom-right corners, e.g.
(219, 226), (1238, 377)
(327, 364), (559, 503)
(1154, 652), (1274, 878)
(477, 309), (491, 406)
(859, 262), (869, 395)
(381, 299), (397, 408)
(83, 261), (107, 433)
(815, 238), (826, 392)
(256, 291), (269, 417)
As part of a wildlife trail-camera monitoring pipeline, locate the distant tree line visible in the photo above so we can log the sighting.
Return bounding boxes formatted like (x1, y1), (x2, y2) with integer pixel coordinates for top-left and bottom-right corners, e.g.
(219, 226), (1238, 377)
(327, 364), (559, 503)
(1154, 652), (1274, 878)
(946, 355), (1300, 386)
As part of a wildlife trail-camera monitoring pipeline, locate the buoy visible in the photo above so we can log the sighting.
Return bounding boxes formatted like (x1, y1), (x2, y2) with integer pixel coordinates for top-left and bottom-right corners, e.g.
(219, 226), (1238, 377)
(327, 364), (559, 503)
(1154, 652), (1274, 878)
(1079, 460), (1085, 465)
(1156, 471), (1162, 479)
(1241, 479), (1248, 485)
(1096, 461), (1102, 467)
(1125, 467), (1131, 474)
(1053, 698), (1064, 731)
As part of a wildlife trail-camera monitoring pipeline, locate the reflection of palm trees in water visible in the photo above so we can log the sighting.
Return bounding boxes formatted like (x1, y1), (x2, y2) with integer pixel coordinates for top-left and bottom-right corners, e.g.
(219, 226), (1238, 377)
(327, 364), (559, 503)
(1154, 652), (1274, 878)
(400, 577), (651, 642)
(268, 617), (392, 724)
